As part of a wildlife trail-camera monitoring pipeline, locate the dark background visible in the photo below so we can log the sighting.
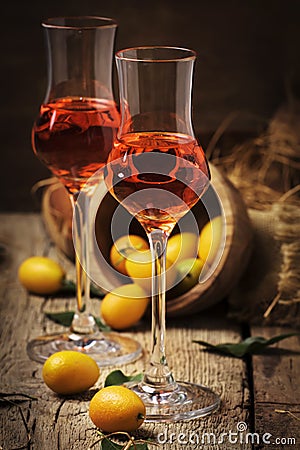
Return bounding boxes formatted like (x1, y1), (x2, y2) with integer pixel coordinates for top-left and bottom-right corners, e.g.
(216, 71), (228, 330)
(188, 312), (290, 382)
(2, 0), (300, 211)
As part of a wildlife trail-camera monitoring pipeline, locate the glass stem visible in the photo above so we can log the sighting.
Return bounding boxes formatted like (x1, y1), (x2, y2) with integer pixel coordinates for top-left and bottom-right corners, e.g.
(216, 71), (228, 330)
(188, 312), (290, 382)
(141, 229), (177, 393)
(69, 191), (98, 335)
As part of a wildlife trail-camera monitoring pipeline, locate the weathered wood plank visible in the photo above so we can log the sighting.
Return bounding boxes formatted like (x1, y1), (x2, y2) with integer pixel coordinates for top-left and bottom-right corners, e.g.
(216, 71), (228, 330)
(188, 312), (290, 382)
(252, 326), (300, 450)
(0, 213), (251, 449)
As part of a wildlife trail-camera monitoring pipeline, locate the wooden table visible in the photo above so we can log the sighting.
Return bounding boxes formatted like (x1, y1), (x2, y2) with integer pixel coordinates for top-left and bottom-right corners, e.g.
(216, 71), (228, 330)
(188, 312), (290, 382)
(1, 213), (299, 449)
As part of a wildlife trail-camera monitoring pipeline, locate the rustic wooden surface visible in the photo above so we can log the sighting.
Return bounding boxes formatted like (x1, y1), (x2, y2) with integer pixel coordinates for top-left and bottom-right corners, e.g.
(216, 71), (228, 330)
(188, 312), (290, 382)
(0, 213), (299, 450)
(252, 327), (300, 450)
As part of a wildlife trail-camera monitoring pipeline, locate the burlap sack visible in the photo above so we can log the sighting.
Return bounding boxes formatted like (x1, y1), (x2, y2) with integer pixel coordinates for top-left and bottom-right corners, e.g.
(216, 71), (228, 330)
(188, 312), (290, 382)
(228, 201), (300, 326)
(211, 100), (300, 327)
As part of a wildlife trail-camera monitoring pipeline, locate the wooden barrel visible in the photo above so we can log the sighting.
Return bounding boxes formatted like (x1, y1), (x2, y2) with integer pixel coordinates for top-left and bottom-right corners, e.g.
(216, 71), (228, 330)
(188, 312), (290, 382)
(41, 164), (253, 315)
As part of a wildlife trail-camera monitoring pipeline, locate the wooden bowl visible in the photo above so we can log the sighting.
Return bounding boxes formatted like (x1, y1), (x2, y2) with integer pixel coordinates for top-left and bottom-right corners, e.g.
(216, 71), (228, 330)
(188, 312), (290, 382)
(167, 165), (253, 315)
(42, 164), (253, 315)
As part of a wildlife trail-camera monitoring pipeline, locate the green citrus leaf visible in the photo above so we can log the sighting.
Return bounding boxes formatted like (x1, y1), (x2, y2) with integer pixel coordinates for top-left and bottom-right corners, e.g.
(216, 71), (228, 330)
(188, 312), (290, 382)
(94, 316), (111, 332)
(45, 311), (111, 331)
(104, 370), (143, 387)
(61, 279), (105, 298)
(45, 311), (74, 327)
(101, 437), (123, 450)
(90, 283), (106, 298)
(193, 333), (300, 357)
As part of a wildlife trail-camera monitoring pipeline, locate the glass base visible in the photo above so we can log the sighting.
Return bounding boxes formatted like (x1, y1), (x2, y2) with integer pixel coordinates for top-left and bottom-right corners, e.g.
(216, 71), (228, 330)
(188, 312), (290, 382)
(128, 381), (220, 422)
(27, 331), (142, 367)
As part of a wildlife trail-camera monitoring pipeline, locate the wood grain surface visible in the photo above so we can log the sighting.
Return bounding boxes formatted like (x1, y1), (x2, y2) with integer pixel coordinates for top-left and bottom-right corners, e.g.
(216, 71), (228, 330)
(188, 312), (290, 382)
(0, 214), (299, 450)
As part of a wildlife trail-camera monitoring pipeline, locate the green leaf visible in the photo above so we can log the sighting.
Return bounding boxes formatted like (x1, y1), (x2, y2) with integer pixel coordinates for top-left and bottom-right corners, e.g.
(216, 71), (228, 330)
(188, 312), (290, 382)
(104, 370), (143, 387)
(45, 311), (111, 331)
(45, 311), (74, 327)
(59, 279), (76, 295)
(90, 283), (106, 298)
(94, 316), (111, 332)
(101, 437), (123, 450)
(61, 279), (106, 298)
(193, 333), (300, 358)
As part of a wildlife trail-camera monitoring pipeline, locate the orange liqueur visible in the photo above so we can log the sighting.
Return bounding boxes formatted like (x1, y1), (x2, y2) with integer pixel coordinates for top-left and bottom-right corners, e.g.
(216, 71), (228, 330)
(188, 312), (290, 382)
(106, 132), (210, 233)
(32, 97), (119, 194)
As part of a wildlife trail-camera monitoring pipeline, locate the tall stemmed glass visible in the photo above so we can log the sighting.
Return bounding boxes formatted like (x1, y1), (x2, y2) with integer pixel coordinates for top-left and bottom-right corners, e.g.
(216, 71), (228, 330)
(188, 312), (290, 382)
(105, 46), (220, 420)
(27, 17), (142, 366)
